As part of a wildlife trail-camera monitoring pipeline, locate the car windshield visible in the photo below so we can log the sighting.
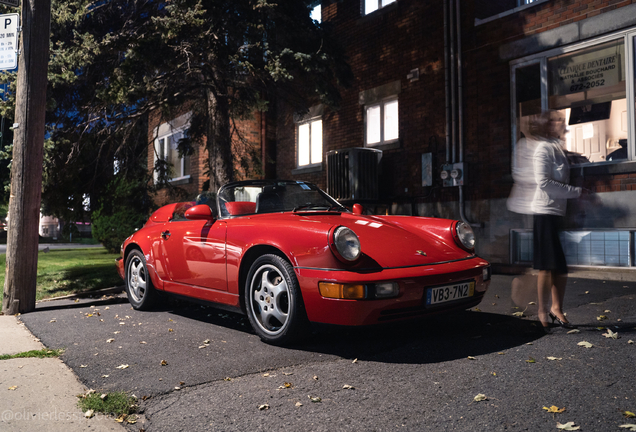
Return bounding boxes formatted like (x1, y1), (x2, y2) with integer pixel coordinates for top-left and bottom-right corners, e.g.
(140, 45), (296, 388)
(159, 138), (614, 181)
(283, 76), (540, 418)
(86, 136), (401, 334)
(217, 181), (347, 217)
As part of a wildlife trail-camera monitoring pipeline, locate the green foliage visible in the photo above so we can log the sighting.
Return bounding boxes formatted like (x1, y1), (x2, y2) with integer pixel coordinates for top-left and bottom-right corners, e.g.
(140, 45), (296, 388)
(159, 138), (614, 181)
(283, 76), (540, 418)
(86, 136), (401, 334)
(78, 391), (137, 418)
(0, 248), (122, 311)
(0, 349), (64, 361)
(92, 176), (151, 253)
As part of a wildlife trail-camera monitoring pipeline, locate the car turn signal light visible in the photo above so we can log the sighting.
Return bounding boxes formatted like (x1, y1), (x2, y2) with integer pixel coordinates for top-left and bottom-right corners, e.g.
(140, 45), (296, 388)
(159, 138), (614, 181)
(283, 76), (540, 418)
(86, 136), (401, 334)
(319, 283), (366, 299)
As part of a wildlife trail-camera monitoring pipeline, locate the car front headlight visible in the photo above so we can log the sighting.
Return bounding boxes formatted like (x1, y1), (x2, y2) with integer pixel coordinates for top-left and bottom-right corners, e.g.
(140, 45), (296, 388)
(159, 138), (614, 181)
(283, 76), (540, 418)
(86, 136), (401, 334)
(331, 226), (361, 262)
(455, 221), (475, 251)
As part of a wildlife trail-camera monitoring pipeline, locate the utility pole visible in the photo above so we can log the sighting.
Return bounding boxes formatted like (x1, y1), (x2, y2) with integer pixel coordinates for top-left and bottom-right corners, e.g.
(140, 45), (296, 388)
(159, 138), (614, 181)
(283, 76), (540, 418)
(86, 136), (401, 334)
(2, 0), (51, 314)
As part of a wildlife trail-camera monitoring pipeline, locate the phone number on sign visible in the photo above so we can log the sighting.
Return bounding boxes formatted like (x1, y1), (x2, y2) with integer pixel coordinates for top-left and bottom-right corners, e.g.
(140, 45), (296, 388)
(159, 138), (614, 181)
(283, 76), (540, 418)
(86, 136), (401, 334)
(570, 79), (605, 92)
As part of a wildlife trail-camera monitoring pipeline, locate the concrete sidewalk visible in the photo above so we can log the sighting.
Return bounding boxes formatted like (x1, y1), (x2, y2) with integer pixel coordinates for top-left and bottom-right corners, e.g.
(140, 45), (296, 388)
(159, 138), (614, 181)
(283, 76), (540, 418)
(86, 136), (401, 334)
(0, 315), (125, 432)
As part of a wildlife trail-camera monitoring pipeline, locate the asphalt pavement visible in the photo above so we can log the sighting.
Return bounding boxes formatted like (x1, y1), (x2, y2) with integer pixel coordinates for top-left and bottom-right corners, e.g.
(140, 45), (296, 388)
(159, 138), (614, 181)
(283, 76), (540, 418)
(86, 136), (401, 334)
(6, 273), (636, 431)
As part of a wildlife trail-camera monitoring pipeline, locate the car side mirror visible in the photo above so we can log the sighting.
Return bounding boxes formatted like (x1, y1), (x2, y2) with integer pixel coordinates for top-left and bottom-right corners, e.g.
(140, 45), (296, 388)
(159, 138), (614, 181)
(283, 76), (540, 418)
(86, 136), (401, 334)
(185, 204), (216, 221)
(352, 203), (364, 215)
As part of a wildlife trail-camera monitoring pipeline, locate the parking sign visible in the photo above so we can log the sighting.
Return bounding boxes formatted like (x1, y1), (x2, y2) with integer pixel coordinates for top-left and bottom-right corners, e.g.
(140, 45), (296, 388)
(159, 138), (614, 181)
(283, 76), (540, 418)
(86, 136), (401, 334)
(0, 13), (18, 70)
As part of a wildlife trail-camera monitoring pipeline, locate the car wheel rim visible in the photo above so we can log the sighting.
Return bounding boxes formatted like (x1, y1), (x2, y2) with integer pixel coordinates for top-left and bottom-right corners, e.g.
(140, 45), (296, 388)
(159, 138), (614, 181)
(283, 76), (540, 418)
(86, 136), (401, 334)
(128, 256), (147, 303)
(250, 264), (290, 335)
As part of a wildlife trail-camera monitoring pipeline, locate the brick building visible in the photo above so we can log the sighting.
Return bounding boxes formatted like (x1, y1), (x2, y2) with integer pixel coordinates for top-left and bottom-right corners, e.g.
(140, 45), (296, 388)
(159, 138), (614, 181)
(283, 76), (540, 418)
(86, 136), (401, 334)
(151, 0), (636, 270)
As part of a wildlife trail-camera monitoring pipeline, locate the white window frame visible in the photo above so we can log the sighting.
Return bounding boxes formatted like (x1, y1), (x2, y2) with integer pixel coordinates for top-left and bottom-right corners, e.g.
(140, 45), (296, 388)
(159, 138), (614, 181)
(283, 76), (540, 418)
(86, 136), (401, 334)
(297, 117), (323, 168)
(363, 0), (396, 16)
(154, 127), (191, 184)
(364, 97), (399, 147)
(510, 28), (636, 167)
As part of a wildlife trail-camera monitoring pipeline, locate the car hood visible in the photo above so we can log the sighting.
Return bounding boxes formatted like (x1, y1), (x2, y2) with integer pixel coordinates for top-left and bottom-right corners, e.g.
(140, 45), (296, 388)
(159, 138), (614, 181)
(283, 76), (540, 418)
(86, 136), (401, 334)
(262, 211), (473, 269)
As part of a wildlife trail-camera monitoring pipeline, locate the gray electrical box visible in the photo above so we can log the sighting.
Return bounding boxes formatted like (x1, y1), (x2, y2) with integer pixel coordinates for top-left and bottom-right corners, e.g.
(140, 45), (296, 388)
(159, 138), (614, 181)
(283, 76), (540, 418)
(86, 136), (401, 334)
(421, 153), (433, 187)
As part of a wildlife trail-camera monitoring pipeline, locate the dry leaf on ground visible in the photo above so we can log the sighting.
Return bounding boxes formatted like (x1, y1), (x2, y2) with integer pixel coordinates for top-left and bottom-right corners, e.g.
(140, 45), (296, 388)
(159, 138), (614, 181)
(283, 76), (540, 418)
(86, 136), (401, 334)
(556, 422), (580, 430)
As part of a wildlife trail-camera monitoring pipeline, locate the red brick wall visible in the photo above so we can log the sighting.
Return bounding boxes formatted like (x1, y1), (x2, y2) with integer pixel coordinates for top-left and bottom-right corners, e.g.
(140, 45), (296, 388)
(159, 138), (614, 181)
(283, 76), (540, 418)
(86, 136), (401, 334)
(148, 107), (269, 206)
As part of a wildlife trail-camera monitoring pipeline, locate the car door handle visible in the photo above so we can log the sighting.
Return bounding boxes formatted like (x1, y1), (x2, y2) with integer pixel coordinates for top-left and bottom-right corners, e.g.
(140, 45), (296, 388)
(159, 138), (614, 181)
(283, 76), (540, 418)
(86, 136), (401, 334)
(161, 230), (171, 240)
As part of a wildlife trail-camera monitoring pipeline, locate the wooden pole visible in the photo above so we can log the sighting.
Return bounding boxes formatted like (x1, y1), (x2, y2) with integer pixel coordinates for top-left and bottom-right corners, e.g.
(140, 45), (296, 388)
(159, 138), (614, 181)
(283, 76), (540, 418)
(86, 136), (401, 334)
(2, 0), (51, 314)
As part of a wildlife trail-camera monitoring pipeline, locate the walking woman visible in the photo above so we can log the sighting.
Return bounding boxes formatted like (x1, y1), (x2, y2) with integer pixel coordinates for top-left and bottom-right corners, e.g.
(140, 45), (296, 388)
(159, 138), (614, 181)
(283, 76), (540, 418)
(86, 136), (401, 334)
(530, 110), (583, 331)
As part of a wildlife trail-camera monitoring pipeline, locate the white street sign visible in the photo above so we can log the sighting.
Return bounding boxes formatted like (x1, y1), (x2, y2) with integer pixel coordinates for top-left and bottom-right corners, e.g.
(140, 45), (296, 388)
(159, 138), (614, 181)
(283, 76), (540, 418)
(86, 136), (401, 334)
(0, 13), (18, 70)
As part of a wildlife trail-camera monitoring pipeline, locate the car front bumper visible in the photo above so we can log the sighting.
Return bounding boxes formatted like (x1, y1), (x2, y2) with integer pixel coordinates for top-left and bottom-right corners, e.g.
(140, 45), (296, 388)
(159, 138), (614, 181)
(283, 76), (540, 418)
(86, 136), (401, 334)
(296, 257), (490, 326)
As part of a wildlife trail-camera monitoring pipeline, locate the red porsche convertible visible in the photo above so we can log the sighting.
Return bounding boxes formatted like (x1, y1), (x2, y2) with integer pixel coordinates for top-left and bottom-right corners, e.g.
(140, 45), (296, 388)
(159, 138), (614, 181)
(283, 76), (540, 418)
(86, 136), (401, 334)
(116, 180), (491, 344)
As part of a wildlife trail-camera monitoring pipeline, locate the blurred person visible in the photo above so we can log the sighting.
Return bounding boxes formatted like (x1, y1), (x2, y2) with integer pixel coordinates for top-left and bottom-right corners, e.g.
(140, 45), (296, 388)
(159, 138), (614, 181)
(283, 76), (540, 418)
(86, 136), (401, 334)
(530, 110), (584, 331)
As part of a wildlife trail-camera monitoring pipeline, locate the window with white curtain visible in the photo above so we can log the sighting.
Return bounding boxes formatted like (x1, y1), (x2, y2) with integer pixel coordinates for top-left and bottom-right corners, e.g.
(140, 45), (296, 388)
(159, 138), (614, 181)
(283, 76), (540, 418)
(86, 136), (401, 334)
(365, 98), (399, 146)
(297, 118), (323, 167)
(364, 0), (396, 16)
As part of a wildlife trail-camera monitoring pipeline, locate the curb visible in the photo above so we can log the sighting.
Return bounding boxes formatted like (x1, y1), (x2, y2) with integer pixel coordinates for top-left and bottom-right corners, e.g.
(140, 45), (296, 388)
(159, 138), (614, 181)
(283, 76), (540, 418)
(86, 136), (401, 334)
(36, 286), (125, 303)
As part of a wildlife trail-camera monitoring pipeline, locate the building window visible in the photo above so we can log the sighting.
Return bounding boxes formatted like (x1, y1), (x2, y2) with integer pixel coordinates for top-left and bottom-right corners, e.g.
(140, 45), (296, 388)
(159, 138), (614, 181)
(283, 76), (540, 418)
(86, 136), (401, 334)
(297, 118), (322, 167)
(512, 32), (633, 166)
(311, 4), (321, 23)
(364, 0), (395, 15)
(154, 128), (190, 183)
(365, 98), (399, 146)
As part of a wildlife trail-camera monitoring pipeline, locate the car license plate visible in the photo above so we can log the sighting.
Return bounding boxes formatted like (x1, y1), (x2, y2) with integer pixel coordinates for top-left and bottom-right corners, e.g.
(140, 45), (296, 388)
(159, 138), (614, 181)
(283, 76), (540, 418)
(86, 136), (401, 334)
(426, 281), (475, 305)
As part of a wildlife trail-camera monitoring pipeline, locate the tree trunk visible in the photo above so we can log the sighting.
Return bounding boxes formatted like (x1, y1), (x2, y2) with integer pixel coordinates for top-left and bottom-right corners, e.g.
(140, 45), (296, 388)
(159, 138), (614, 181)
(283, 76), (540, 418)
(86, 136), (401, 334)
(206, 86), (233, 192)
(2, 0), (51, 314)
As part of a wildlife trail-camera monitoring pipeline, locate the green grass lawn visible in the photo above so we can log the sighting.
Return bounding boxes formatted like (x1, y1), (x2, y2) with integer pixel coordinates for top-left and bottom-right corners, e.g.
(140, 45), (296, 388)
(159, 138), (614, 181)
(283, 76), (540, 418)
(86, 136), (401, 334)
(0, 248), (122, 312)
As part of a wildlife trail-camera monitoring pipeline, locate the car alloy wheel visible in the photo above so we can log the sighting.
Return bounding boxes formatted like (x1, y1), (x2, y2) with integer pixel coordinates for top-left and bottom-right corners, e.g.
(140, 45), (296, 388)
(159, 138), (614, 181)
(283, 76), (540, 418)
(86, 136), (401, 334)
(125, 250), (156, 310)
(245, 254), (308, 345)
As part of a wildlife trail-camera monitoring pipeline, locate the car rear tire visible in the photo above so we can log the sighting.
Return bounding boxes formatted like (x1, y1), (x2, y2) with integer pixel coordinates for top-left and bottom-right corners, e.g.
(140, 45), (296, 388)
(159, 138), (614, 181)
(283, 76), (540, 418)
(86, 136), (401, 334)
(125, 250), (156, 311)
(245, 254), (308, 345)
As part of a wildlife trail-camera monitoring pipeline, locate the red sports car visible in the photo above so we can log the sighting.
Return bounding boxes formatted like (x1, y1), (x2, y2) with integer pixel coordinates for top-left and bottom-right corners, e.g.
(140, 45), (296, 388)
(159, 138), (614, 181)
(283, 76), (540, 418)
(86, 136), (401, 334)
(116, 180), (491, 344)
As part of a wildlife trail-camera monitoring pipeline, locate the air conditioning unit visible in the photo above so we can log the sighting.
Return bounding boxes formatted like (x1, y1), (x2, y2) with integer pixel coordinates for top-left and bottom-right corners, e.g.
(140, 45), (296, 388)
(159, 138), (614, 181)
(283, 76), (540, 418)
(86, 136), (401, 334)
(327, 147), (382, 202)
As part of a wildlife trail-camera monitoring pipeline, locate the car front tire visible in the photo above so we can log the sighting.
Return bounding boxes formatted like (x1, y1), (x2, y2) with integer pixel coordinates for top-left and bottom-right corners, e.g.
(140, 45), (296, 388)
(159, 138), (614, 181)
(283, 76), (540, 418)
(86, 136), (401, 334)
(245, 254), (308, 345)
(125, 250), (156, 311)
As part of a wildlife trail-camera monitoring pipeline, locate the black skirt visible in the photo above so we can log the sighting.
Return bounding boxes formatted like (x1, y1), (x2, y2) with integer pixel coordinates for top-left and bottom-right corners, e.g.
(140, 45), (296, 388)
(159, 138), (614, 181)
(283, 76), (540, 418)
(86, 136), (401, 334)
(533, 214), (568, 273)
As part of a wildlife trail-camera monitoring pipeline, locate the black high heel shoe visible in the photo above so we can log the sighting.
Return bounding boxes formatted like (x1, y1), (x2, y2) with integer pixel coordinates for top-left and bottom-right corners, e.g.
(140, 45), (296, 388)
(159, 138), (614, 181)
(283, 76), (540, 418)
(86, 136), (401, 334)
(549, 312), (577, 329)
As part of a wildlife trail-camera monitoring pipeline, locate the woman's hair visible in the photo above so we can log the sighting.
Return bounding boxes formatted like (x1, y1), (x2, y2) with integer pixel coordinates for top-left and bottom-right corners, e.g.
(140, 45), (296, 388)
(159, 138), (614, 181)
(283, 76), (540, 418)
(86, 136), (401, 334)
(528, 109), (562, 139)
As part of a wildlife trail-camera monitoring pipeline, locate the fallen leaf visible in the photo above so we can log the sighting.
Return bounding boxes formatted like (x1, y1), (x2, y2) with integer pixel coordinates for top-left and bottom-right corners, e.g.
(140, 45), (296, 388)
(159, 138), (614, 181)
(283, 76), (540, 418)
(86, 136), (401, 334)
(140, 341), (147, 344)
(283, 372), (293, 376)
(313, 375), (318, 380)
(84, 410), (94, 418)
(343, 384), (354, 390)
(629, 340), (634, 344)
(203, 339), (211, 344)
(160, 360), (168, 366)
(101, 375), (109, 378)
(473, 308), (481, 312)
(105, 307), (109, 310)
(597, 315), (608, 321)
(619, 425), (636, 431)
(258, 404), (269, 410)
(262, 373), (270, 377)
(113, 331), (120, 334)
(278, 382), (293, 389)
(8, 386), (17, 391)
(352, 358), (358, 364)
(224, 377), (232, 381)
(497, 352), (505, 355)
(556, 421), (580, 430)
(174, 387), (180, 390)
(512, 311), (524, 317)
(116, 364), (129, 369)
(106, 338), (115, 343)
(547, 357), (562, 361)
(80, 365), (88, 368)
(543, 405), (566, 413)
(295, 402), (303, 407)
(198, 345), (207, 349)
(180, 381), (185, 386)
(100, 393), (107, 400)
(492, 372), (497, 376)
(119, 322), (125, 325)
(50, 319), (56, 323)
(309, 395), (322, 403)
(467, 356), (476, 360)
(526, 357), (536, 363)
(168, 328), (174, 332)
(529, 301), (536, 305)
(624, 411), (636, 418)
(474, 394), (487, 402)
(577, 341), (593, 348)
(604, 310), (611, 313)
(603, 329), (619, 339)
(567, 329), (580, 334)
